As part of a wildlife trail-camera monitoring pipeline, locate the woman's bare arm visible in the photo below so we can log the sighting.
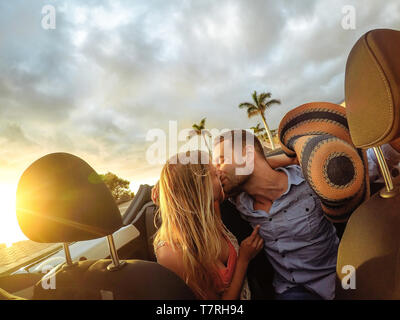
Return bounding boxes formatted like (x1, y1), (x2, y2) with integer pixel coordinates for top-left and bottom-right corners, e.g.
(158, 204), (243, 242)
(156, 245), (219, 299)
(156, 226), (263, 300)
(156, 245), (186, 282)
(266, 153), (298, 169)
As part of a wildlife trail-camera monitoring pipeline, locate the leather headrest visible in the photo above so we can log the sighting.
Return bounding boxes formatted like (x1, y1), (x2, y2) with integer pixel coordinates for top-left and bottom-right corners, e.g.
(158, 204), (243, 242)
(345, 28), (400, 148)
(16, 153), (122, 243)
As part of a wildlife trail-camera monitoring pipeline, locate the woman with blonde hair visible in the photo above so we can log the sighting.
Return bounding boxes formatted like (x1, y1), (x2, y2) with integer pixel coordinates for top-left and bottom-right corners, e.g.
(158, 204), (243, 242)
(153, 151), (263, 300)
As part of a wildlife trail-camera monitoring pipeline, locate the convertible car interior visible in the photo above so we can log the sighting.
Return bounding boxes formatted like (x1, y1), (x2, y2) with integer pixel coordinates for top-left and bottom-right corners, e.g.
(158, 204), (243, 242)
(0, 27), (399, 300)
(336, 28), (400, 299)
(2, 153), (195, 300)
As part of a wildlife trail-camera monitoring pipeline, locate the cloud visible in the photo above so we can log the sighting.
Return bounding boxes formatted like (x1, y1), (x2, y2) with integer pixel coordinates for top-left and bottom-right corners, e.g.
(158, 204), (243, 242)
(0, 0), (400, 187)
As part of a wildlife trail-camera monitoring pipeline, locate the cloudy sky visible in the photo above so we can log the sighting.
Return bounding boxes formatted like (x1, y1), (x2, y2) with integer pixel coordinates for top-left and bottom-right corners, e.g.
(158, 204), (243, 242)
(1, 0), (400, 197)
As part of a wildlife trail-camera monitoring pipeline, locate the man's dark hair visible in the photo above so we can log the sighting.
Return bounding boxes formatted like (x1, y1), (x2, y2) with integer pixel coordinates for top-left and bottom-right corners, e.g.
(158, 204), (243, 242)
(213, 129), (265, 156)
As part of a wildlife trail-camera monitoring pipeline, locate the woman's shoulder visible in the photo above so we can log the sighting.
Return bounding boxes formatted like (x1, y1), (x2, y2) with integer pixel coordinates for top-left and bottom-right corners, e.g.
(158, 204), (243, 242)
(155, 240), (168, 250)
(155, 241), (182, 263)
(155, 241), (186, 280)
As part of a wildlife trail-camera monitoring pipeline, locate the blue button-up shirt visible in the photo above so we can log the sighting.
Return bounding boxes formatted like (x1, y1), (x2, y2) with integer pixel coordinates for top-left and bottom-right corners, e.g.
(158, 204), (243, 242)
(233, 165), (339, 300)
(367, 144), (400, 183)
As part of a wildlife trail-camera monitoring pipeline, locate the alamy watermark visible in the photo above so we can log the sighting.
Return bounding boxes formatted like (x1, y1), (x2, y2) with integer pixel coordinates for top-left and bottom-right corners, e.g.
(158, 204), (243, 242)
(40, 264), (56, 290)
(41, 4), (56, 30)
(341, 5), (356, 30)
(341, 265), (356, 290)
(145, 121), (256, 175)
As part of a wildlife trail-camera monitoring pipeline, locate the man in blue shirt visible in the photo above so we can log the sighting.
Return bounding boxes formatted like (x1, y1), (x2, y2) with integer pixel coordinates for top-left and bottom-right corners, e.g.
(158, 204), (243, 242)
(213, 130), (339, 300)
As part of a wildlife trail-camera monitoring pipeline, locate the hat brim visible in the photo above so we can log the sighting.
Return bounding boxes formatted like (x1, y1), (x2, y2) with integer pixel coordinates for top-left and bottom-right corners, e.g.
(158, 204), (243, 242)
(278, 102), (370, 222)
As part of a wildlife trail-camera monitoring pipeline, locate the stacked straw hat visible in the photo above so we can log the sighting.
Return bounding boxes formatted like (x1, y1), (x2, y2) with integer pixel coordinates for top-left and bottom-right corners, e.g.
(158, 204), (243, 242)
(278, 102), (369, 222)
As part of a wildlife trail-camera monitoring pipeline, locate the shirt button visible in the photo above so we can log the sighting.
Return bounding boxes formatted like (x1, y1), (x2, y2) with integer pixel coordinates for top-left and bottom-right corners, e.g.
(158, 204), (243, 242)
(305, 208), (309, 212)
(269, 218), (272, 221)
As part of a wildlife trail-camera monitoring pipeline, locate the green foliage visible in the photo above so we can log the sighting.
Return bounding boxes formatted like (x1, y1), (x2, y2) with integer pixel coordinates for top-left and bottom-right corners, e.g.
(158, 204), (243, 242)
(239, 90), (281, 150)
(250, 123), (265, 135)
(250, 123), (279, 146)
(99, 172), (134, 204)
(192, 117), (207, 133)
(190, 117), (212, 154)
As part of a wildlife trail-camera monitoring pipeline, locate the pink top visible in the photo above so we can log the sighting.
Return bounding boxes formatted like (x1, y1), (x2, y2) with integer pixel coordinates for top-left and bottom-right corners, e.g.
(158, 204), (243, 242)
(215, 237), (238, 291)
(156, 236), (239, 296)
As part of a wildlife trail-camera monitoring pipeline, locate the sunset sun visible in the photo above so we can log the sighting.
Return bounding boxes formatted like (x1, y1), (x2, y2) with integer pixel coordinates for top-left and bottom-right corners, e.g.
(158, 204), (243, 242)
(0, 183), (27, 246)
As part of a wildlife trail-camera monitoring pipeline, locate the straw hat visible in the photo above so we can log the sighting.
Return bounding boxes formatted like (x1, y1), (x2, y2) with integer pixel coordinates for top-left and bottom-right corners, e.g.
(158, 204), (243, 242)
(278, 102), (369, 222)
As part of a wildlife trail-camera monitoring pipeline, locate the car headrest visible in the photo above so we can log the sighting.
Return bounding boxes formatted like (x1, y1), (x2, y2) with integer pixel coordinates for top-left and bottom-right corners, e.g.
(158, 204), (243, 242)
(16, 153), (123, 243)
(345, 28), (400, 148)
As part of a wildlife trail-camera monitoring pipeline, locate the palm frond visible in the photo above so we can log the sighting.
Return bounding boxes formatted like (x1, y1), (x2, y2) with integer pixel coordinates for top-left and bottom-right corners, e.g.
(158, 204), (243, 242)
(270, 128), (278, 136)
(265, 99), (281, 108)
(250, 123), (265, 134)
(192, 124), (201, 131)
(251, 91), (259, 106)
(258, 92), (272, 104)
(250, 123), (260, 130)
(247, 108), (260, 118)
(238, 102), (256, 109)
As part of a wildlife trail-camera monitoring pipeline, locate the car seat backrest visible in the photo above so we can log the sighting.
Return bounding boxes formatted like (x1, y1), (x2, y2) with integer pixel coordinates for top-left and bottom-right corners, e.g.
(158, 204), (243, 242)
(145, 204), (160, 262)
(337, 28), (400, 299)
(33, 259), (195, 300)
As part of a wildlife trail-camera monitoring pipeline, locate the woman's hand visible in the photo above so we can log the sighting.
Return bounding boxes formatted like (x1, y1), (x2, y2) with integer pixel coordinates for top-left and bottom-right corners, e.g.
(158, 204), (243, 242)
(238, 225), (263, 263)
(221, 225), (263, 300)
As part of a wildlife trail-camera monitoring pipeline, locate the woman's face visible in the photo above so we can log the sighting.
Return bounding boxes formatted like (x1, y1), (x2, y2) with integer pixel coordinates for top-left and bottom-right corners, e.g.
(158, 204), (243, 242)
(209, 164), (225, 203)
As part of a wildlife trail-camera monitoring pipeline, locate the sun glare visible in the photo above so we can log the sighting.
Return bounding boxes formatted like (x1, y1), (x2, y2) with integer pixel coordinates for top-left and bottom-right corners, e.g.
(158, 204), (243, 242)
(0, 183), (27, 246)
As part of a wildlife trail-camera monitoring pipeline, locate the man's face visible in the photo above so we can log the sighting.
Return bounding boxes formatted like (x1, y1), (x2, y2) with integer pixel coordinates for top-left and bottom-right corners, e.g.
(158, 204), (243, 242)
(213, 140), (250, 195)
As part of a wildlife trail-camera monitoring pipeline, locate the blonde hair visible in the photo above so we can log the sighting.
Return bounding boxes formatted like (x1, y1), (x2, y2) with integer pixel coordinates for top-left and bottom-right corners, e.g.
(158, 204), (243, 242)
(154, 151), (229, 299)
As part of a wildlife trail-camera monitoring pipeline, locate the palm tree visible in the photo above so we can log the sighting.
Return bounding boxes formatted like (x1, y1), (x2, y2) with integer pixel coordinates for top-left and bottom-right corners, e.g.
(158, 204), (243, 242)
(239, 91), (281, 150)
(188, 117), (212, 154)
(251, 124), (279, 146)
(250, 123), (266, 141)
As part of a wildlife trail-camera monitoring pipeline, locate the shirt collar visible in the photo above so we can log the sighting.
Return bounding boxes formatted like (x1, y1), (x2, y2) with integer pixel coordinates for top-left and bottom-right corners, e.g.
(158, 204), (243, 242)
(275, 165), (304, 197)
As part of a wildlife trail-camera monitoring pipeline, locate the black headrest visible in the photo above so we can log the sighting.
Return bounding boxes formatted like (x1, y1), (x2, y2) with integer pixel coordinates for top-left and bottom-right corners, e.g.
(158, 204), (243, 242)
(16, 153), (122, 243)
